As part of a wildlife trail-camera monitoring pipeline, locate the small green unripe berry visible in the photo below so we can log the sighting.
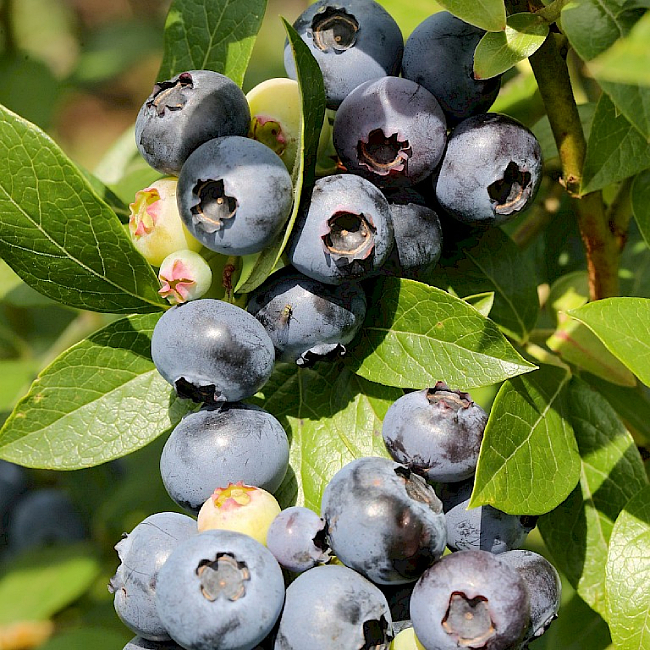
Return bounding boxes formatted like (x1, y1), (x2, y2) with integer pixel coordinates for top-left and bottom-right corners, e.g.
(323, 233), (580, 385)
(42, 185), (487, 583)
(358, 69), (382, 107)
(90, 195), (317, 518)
(128, 177), (202, 266)
(391, 627), (426, 650)
(197, 482), (281, 546)
(158, 249), (213, 304)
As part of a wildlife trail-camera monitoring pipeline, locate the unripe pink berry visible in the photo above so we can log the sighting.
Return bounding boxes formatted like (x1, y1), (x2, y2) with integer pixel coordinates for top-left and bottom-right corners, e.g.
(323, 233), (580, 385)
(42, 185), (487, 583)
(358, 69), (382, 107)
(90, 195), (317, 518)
(158, 249), (213, 304)
(197, 482), (281, 546)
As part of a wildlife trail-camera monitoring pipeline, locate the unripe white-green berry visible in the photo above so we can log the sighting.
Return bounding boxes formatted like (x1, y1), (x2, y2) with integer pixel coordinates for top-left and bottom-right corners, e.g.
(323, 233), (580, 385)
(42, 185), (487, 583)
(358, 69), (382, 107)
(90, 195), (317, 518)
(158, 249), (213, 304)
(128, 177), (202, 266)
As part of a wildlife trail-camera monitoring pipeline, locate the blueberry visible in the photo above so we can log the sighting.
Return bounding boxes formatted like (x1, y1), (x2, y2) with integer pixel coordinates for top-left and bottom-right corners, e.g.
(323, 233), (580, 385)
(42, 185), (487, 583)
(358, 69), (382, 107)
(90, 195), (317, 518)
(7, 488), (86, 552)
(177, 136), (293, 256)
(497, 550), (561, 641)
(284, 0), (403, 109)
(273, 564), (393, 650)
(150, 298), (275, 404)
(123, 638), (183, 650)
(320, 457), (447, 584)
(333, 76), (447, 188)
(434, 114), (543, 226)
(0, 460), (28, 541)
(382, 189), (443, 280)
(265, 506), (330, 573)
(197, 482), (282, 547)
(160, 403), (289, 514)
(135, 70), (250, 175)
(439, 479), (537, 554)
(247, 267), (367, 366)
(158, 249), (213, 305)
(109, 512), (197, 641)
(288, 174), (394, 285)
(382, 383), (487, 483)
(155, 529), (285, 650)
(410, 550), (530, 650)
(402, 12), (501, 125)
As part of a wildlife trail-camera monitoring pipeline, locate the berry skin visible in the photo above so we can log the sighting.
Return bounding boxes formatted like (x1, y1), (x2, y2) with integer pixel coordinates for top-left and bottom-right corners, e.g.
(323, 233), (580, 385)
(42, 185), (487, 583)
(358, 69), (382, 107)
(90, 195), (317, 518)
(123, 638), (183, 650)
(158, 249), (213, 305)
(7, 488), (86, 552)
(273, 564), (393, 650)
(439, 479), (537, 554)
(109, 512), (197, 641)
(410, 550), (530, 650)
(129, 178), (202, 267)
(497, 550), (561, 642)
(333, 76), (447, 188)
(0, 460), (28, 540)
(382, 383), (487, 483)
(161, 403), (289, 513)
(265, 506), (330, 573)
(434, 113), (543, 226)
(197, 483), (281, 546)
(401, 12), (501, 125)
(155, 529), (285, 650)
(284, 0), (404, 109)
(382, 189), (443, 280)
(288, 174), (394, 285)
(177, 136), (294, 256)
(320, 457), (447, 584)
(246, 267), (367, 366)
(135, 70), (250, 175)
(150, 298), (275, 404)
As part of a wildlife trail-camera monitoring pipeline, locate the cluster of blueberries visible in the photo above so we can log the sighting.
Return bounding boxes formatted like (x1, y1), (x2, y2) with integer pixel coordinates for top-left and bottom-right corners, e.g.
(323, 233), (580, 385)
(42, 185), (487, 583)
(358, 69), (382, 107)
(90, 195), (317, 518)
(114, 0), (556, 648)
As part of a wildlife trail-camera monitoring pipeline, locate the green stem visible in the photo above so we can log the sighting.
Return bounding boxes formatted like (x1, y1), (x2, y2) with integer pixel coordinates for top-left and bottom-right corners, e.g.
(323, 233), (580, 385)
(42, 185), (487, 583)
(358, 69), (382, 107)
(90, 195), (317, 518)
(529, 34), (620, 300)
(533, 0), (570, 23)
(607, 177), (634, 253)
(0, 0), (16, 54)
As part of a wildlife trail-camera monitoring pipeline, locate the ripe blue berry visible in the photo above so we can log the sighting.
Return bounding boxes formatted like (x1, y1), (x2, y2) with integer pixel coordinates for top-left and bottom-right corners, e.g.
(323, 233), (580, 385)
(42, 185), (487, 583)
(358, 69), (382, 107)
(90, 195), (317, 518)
(439, 479), (537, 554)
(435, 114), (543, 226)
(155, 529), (285, 650)
(284, 0), (403, 109)
(177, 136), (293, 256)
(333, 76), (447, 188)
(321, 457), (447, 584)
(402, 12), (501, 125)
(410, 550), (530, 650)
(498, 549), (561, 642)
(160, 403), (289, 514)
(247, 267), (367, 366)
(274, 564), (393, 649)
(135, 70), (250, 175)
(109, 512), (197, 641)
(151, 299), (275, 404)
(382, 383), (487, 483)
(265, 506), (330, 572)
(288, 174), (394, 285)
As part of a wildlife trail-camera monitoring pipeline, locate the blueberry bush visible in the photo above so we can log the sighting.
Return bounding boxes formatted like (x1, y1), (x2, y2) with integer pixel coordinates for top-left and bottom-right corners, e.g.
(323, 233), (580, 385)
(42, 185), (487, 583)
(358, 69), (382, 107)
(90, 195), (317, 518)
(0, 0), (649, 648)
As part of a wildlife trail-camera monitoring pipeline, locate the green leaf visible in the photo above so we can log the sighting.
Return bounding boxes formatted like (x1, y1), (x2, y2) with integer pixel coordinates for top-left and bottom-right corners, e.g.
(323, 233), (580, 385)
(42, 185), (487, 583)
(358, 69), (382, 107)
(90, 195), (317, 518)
(473, 13), (548, 80)
(36, 628), (130, 650)
(375, 0), (442, 35)
(632, 169), (650, 247)
(588, 12), (650, 86)
(235, 19), (326, 294)
(581, 93), (650, 195)
(251, 363), (401, 511)
(470, 365), (580, 515)
(429, 228), (539, 343)
(0, 543), (100, 624)
(463, 291), (495, 317)
(435, 0), (506, 31)
(158, 0), (267, 85)
(547, 319), (637, 386)
(606, 485), (650, 650)
(0, 105), (166, 314)
(569, 297), (650, 385)
(599, 81), (650, 141)
(561, 0), (644, 61)
(490, 71), (545, 128)
(348, 277), (536, 390)
(538, 378), (648, 618)
(0, 313), (193, 469)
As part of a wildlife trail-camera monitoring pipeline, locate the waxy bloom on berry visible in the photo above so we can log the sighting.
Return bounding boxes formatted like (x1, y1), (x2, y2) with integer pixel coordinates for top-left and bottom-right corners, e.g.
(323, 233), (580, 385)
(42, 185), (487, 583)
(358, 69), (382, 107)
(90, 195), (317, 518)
(128, 177), (202, 266)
